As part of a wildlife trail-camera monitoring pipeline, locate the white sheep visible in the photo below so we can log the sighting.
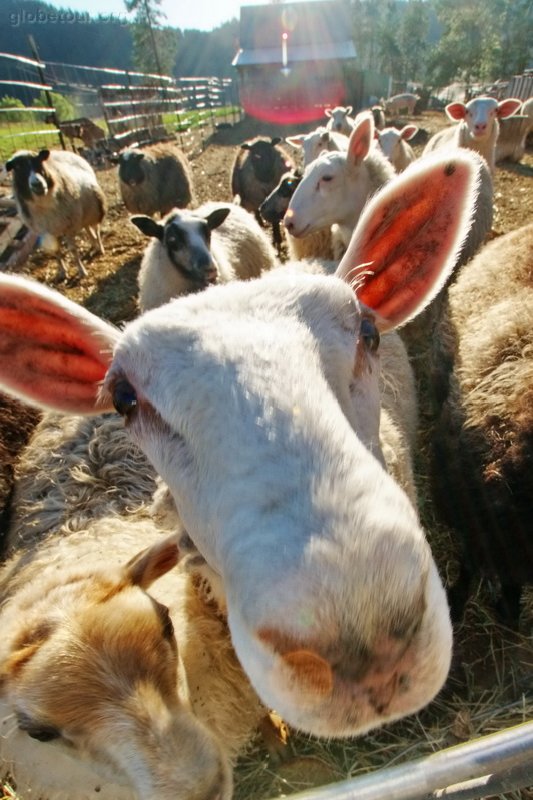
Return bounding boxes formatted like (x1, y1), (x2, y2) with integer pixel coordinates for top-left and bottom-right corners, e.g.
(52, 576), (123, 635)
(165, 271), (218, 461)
(284, 112), (395, 250)
(115, 143), (195, 217)
(377, 125), (418, 172)
(430, 222), (533, 625)
(423, 96), (522, 174)
(5, 148), (106, 279)
(383, 93), (420, 117)
(131, 202), (278, 312)
(286, 126), (349, 166)
(324, 105), (356, 134)
(495, 114), (533, 163)
(0, 149), (484, 738)
(0, 411), (265, 800)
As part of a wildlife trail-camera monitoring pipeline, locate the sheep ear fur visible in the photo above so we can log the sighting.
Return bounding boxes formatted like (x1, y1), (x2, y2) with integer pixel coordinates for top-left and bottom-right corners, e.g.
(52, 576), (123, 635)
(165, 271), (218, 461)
(497, 98), (522, 119)
(37, 149), (50, 162)
(325, 108), (333, 118)
(0, 273), (118, 414)
(270, 137), (282, 146)
(445, 102), (467, 122)
(285, 135), (305, 147)
(336, 150), (480, 331)
(205, 207), (231, 231)
(130, 215), (164, 240)
(5, 157), (15, 171)
(124, 535), (181, 589)
(401, 124), (418, 140)
(347, 112), (374, 167)
(240, 142), (251, 151)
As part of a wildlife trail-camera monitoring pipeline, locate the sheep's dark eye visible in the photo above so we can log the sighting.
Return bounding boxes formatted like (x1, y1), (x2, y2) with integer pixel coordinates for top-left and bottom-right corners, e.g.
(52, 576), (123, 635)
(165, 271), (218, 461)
(112, 379), (138, 418)
(361, 317), (380, 353)
(321, 175), (333, 184)
(17, 713), (60, 742)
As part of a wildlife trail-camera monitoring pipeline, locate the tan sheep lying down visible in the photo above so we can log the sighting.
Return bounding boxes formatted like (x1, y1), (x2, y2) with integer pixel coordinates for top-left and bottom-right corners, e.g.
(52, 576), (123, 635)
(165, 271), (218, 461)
(0, 413), (265, 800)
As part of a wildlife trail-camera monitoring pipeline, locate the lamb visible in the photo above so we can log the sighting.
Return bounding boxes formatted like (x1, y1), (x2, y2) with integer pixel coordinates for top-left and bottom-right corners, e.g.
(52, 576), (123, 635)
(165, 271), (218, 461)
(259, 170), (337, 261)
(230, 135), (295, 254)
(430, 223), (533, 625)
(495, 114), (533, 163)
(324, 105), (356, 135)
(0, 411), (265, 799)
(284, 112), (396, 251)
(131, 202), (278, 312)
(423, 96), (522, 174)
(286, 126), (349, 166)
(115, 143), (195, 217)
(5, 148), (106, 279)
(0, 149), (483, 738)
(383, 93), (419, 117)
(376, 125), (418, 172)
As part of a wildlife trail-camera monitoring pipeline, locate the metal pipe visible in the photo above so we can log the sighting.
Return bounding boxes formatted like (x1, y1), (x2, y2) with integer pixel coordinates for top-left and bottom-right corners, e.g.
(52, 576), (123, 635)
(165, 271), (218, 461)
(281, 721), (533, 800)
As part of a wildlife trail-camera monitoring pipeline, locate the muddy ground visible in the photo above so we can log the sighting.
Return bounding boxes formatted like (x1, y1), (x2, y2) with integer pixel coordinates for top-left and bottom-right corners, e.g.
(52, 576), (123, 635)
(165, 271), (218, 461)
(2, 111), (533, 799)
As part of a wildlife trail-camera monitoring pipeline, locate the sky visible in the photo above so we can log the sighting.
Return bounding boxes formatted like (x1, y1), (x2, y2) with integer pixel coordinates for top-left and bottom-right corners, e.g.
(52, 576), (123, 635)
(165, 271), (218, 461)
(53, 0), (310, 32)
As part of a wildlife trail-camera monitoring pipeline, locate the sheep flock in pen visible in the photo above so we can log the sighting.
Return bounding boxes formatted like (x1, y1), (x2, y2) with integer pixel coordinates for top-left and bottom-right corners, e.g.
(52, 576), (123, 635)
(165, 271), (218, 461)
(0, 93), (531, 800)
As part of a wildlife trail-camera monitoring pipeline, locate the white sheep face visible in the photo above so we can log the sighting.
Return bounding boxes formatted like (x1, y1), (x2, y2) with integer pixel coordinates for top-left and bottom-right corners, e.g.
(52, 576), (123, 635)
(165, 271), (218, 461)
(103, 271), (451, 736)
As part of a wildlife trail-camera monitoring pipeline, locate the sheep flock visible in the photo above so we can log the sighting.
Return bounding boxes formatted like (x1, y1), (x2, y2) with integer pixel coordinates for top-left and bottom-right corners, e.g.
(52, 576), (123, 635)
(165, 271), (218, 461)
(0, 98), (532, 800)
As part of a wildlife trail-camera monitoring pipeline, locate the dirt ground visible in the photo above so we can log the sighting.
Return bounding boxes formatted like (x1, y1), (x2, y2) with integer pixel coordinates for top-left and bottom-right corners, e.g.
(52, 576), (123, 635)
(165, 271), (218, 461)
(2, 111), (533, 800)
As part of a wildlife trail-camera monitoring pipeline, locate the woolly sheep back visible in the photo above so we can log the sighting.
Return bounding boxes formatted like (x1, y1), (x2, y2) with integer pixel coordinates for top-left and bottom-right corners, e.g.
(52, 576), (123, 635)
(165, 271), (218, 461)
(118, 142), (195, 217)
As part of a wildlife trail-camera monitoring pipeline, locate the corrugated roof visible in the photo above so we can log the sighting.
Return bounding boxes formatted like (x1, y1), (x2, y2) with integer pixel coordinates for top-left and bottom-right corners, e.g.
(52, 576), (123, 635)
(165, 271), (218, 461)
(233, 41), (355, 66)
(233, 0), (356, 67)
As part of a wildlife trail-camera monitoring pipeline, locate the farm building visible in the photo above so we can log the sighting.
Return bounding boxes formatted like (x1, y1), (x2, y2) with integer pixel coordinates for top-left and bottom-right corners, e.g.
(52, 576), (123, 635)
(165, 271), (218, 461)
(232, 0), (359, 124)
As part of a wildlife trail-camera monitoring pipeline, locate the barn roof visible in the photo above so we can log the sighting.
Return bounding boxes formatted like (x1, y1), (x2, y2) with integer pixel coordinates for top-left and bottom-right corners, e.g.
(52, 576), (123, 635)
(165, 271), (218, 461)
(232, 0), (356, 67)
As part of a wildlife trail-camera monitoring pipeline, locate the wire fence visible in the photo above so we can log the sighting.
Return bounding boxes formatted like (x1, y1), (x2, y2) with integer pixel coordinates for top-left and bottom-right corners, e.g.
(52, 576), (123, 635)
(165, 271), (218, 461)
(0, 51), (243, 163)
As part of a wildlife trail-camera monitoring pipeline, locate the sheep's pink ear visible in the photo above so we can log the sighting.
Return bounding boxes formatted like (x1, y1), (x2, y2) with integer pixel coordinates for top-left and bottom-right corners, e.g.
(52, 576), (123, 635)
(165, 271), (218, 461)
(125, 535), (181, 589)
(445, 102), (467, 121)
(497, 98), (522, 119)
(286, 135), (305, 147)
(336, 150), (479, 331)
(0, 274), (118, 414)
(324, 108), (332, 118)
(347, 112), (374, 166)
(401, 124), (418, 140)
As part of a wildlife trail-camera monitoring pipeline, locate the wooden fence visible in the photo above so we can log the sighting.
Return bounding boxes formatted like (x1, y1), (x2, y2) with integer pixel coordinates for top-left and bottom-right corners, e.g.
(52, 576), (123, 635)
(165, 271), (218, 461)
(0, 51), (242, 266)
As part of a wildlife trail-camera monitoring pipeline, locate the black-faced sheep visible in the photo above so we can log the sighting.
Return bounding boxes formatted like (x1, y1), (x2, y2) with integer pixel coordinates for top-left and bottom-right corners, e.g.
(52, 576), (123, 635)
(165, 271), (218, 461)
(431, 223), (533, 625)
(259, 170), (337, 262)
(5, 148), (106, 279)
(230, 136), (295, 253)
(0, 411), (265, 799)
(423, 96), (522, 174)
(115, 143), (195, 217)
(131, 202), (278, 312)
(0, 149), (483, 738)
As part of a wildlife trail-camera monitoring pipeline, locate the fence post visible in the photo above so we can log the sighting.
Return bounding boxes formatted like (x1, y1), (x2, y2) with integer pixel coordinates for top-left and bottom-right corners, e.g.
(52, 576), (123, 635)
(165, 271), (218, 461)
(27, 34), (66, 150)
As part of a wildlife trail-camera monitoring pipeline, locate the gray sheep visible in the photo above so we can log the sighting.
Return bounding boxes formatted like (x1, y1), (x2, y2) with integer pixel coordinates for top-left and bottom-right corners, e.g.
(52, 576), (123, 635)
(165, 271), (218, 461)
(230, 136), (295, 253)
(115, 142), (195, 217)
(431, 223), (533, 625)
(131, 202), (278, 312)
(6, 148), (106, 279)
